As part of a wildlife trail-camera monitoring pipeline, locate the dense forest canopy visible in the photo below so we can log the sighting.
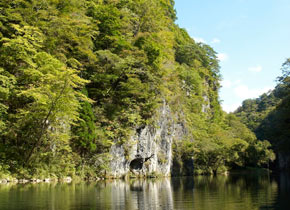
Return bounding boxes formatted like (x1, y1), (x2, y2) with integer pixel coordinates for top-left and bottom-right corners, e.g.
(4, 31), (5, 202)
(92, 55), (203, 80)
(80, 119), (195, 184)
(0, 0), (275, 179)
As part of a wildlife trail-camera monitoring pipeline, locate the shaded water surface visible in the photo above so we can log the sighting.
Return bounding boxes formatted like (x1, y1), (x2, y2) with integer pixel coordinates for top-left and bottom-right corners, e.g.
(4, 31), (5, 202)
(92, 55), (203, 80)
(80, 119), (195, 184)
(0, 173), (289, 210)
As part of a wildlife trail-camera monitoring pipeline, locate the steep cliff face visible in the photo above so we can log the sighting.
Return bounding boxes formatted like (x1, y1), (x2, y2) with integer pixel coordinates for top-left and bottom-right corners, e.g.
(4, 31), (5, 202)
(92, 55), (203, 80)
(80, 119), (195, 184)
(109, 102), (187, 178)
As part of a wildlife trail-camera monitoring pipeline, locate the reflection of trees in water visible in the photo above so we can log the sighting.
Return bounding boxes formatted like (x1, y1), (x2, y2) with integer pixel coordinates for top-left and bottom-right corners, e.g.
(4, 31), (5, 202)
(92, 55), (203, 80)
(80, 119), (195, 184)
(171, 177), (195, 209)
(0, 182), (104, 210)
(191, 174), (278, 210)
(171, 174), (281, 210)
(0, 174), (289, 210)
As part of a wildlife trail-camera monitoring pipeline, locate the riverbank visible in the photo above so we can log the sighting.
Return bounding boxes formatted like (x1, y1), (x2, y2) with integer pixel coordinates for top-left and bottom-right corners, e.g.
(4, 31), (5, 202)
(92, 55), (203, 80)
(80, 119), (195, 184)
(0, 177), (72, 184)
(0, 167), (273, 185)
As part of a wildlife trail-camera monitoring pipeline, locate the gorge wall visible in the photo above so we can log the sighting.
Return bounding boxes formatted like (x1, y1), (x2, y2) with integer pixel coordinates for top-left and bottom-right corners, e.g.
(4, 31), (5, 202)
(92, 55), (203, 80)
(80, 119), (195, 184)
(109, 102), (187, 178)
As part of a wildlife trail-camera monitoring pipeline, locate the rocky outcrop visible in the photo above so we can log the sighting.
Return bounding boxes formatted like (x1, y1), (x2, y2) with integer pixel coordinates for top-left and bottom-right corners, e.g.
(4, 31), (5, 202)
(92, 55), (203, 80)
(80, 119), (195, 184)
(109, 101), (187, 178)
(202, 94), (210, 113)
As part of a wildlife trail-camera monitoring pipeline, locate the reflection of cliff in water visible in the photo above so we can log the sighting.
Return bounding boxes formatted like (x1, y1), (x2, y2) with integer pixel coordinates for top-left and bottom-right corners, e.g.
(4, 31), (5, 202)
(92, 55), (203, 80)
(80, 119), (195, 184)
(95, 179), (174, 210)
(266, 172), (290, 210)
(1, 174), (290, 210)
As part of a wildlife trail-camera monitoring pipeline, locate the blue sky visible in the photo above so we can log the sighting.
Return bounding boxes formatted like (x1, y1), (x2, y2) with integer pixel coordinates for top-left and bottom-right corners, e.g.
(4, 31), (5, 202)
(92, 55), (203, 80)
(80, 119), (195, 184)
(174, 0), (290, 112)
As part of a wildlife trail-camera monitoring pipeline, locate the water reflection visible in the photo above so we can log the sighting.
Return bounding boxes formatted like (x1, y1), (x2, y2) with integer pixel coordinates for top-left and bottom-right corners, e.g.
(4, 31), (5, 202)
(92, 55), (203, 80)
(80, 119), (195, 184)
(95, 179), (174, 210)
(0, 173), (289, 210)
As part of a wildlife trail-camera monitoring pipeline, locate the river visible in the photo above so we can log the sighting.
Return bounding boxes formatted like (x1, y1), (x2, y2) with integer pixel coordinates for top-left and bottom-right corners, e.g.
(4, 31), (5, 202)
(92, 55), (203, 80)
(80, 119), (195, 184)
(0, 172), (289, 210)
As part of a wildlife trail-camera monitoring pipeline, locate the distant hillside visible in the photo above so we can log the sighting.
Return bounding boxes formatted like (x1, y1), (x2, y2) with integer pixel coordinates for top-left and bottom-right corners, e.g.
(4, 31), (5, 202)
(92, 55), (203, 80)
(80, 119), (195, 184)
(235, 59), (290, 170)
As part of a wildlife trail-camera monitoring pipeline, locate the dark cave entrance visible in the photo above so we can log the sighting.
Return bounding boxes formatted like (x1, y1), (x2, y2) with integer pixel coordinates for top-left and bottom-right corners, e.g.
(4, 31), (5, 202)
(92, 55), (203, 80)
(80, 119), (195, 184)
(129, 154), (154, 170)
(129, 157), (144, 170)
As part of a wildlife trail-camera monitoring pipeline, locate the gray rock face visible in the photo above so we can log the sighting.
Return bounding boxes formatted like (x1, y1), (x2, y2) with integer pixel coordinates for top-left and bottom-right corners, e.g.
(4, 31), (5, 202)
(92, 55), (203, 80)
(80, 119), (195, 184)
(202, 94), (210, 113)
(278, 153), (290, 170)
(109, 102), (186, 178)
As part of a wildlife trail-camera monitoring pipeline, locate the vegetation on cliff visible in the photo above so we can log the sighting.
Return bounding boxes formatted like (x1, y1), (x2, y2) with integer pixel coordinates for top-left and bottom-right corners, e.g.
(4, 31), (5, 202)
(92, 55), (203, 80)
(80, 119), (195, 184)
(0, 0), (274, 179)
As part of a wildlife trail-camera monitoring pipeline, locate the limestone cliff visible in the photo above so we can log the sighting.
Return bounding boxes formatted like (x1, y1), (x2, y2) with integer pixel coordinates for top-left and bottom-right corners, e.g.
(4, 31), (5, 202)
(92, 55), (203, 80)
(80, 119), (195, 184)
(109, 102), (187, 178)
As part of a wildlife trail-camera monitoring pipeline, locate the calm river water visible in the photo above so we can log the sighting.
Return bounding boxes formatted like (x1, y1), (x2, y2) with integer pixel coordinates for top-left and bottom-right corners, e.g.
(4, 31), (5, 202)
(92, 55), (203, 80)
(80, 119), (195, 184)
(0, 172), (289, 210)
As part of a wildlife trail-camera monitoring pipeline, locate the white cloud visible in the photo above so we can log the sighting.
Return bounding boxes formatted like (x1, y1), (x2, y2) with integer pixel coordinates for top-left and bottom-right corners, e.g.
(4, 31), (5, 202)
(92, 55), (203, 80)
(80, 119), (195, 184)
(221, 79), (232, 88)
(211, 38), (221, 44)
(233, 79), (242, 85)
(192, 37), (206, 44)
(217, 53), (228, 62)
(222, 103), (241, 113)
(248, 65), (262, 73)
(221, 79), (242, 89)
(234, 85), (272, 99)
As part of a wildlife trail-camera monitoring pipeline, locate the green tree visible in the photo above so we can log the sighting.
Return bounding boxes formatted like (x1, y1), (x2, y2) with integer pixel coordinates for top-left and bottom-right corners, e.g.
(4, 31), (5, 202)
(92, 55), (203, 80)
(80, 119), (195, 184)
(0, 68), (15, 134)
(0, 25), (88, 169)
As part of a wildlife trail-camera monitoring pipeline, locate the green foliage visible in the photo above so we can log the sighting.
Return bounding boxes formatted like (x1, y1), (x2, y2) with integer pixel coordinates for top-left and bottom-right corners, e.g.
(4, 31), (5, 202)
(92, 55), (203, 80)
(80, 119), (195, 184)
(173, 113), (275, 175)
(0, 23), (88, 174)
(0, 0), (275, 179)
(87, 3), (129, 52)
(278, 58), (290, 90)
(235, 91), (281, 131)
(0, 68), (15, 133)
(71, 89), (113, 160)
(72, 93), (98, 155)
(246, 140), (275, 167)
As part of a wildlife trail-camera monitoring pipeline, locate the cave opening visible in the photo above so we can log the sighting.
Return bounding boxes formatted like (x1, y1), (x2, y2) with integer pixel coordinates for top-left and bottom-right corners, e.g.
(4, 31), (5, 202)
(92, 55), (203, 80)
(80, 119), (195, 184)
(129, 154), (154, 170)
